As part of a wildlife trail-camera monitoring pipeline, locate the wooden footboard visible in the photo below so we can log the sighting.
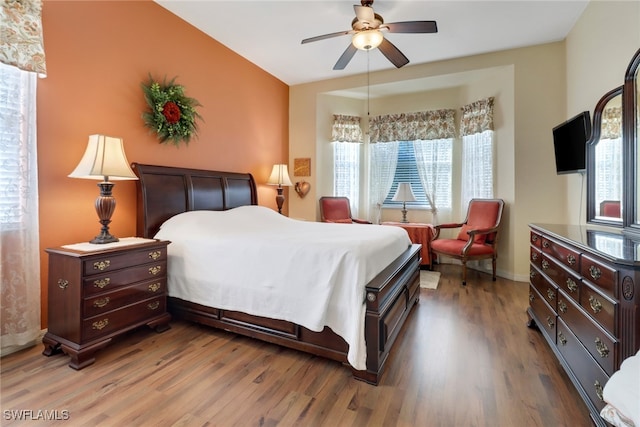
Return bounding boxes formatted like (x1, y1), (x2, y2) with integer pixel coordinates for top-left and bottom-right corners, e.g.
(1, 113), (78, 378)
(168, 244), (422, 385)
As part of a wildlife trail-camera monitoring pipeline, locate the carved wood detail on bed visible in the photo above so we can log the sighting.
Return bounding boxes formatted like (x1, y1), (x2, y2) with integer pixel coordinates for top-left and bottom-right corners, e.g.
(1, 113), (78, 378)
(133, 163), (421, 384)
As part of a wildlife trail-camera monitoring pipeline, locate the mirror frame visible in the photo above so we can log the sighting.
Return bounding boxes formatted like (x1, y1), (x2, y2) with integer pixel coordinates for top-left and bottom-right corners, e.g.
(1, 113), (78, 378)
(624, 48), (640, 234)
(586, 86), (624, 226)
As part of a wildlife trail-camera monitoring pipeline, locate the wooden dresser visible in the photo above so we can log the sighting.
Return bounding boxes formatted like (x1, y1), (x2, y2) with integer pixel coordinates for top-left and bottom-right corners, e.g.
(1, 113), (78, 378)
(42, 239), (172, 369)
(528, 224), (640, 426)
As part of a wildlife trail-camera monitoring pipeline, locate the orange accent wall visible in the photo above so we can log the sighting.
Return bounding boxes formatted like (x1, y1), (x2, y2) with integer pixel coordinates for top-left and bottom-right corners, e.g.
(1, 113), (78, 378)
(38, 1), (289, 327)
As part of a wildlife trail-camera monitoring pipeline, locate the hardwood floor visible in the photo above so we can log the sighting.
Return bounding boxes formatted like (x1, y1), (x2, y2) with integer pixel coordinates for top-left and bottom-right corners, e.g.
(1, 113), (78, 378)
(1, 264), (594, 426)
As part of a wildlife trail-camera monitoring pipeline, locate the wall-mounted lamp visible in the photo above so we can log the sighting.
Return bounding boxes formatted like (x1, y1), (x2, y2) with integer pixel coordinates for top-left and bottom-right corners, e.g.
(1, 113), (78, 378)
(392, 182), (416, 223)
(266, 164), (293, 214)
(68, 134), (137, 244)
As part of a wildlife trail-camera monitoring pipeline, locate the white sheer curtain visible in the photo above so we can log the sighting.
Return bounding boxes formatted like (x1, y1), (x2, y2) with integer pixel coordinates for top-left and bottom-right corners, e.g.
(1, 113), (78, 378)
(333, 142), (362, 216)
(461, 130), (494, 208)
(595, 106), (623, 211)
(368, 141), (399, 223)
(414, 138), (453, 224)
(0, 62), (41, 356)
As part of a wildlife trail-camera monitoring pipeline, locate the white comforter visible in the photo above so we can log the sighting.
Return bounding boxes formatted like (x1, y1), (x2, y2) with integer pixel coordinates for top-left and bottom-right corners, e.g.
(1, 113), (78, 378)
(154, 206), (411, 370)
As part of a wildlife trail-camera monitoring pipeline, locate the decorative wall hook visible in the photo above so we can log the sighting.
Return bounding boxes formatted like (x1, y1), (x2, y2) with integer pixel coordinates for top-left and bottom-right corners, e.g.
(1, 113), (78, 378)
(295, 181), (311, 198)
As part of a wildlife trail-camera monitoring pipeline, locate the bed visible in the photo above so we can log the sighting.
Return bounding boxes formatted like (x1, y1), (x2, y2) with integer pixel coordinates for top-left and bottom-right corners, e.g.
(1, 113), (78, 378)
(133, 163), (422, 384)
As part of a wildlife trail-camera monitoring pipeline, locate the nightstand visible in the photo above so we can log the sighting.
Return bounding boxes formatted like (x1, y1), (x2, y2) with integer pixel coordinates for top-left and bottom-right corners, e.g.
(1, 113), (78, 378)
(42, 238), (172, 369)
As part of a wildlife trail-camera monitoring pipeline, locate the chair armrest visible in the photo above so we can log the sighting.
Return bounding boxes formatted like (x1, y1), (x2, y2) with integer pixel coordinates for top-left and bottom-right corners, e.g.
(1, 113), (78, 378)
(433, 222), (464, 239)
(461, 226), (501, 253)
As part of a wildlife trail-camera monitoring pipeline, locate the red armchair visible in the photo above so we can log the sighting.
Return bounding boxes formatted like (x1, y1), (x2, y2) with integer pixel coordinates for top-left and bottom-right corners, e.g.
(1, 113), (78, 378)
(319, 197), (371, 224)
(600, 200), (621, 218)
(430, 198), (505, 285)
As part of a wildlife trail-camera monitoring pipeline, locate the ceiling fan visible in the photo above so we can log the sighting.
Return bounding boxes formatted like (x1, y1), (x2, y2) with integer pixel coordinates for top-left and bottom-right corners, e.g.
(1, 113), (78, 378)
(301, 0), (438, 70)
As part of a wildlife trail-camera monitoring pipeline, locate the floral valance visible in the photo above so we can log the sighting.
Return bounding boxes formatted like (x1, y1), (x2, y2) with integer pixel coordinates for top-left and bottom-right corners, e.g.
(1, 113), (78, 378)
(460, 97), (494, 136)
(601, 106), (622, 140)
(369, 109), (456, 143)
(0, 0), (47, 76)
(331, 114), (363, 143)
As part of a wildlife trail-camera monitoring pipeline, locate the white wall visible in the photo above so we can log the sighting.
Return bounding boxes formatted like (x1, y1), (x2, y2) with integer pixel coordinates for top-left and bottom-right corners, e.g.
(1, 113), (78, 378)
(289, 0), (639, 283)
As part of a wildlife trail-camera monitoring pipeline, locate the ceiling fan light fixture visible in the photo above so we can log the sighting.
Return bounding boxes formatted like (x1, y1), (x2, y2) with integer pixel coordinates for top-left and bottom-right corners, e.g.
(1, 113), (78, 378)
(352, 29), (383, 51)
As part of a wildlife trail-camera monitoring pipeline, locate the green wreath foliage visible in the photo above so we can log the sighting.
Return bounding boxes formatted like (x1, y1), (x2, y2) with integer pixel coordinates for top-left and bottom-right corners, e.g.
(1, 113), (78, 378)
(141, 75), (203, 146)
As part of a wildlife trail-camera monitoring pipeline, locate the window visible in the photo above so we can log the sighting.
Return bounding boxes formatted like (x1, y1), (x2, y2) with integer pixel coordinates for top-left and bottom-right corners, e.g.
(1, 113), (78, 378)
(460, 130), (494, 207)
(383, 140), (452, 209)
(333, 141), (361, 213)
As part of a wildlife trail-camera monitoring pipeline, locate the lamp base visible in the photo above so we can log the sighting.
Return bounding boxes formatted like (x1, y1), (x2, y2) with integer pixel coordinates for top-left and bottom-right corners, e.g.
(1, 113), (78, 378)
(90, 181), (118, 244)
(400, 202), (409, 223)
(275, 187), (285, 214)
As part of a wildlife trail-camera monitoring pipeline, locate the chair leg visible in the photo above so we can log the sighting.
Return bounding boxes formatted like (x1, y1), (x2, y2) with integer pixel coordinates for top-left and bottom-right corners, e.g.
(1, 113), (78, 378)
(492, 257), (497, 281)
(461, 261), (467, 286)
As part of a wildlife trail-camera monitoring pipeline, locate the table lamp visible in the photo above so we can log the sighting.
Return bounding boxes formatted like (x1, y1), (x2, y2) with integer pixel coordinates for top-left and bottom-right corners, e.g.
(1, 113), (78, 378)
(392, 182), (416, 223)
(68, 135), (138, 244)
(267, 164), (293, 214)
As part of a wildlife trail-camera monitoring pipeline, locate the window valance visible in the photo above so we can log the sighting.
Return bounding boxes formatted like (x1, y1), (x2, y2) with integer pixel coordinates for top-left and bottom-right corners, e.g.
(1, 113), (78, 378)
(369, 109), (456, 143)
(0, 0), (47, 76)
(331, 114), (363, 143)
(460, 97), (494, 136)
(601, 106), (622, 140)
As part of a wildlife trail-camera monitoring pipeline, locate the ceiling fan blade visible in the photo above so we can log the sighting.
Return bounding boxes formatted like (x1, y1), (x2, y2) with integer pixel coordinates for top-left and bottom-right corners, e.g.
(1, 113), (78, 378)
(384, 21), (438, 34)
(302, 30), (352, 44)
(333, 44), (358, 70)
(354, 5), (375, 25)
(378, 38), (409, 68)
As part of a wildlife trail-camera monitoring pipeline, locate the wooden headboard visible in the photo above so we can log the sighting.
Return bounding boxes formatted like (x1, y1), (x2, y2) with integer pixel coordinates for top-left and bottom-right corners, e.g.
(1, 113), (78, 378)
(132, 163), (258, 238)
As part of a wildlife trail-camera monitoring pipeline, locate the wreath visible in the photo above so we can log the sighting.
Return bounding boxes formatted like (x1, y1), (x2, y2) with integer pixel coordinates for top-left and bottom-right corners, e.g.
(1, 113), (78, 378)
(141, 75), (203, 146)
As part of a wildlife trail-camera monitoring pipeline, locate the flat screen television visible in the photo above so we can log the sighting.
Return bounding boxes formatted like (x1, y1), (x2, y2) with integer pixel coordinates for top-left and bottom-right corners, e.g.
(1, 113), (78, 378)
(552, 111), (591, 174)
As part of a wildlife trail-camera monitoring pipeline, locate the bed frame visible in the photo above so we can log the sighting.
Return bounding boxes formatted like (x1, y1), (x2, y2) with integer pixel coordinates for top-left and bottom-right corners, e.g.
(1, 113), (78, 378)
(133, 163), (421, 385)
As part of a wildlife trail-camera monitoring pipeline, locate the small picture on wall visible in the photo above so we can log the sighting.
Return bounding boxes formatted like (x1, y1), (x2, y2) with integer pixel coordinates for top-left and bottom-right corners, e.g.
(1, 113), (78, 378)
(294, 158), (311, 177)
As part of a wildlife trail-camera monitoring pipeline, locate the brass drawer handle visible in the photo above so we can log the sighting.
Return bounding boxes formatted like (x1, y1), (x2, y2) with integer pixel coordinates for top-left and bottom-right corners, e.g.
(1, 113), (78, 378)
(147, 301), (160, 310)
(530, 271), (536, 279)
(566, 254), (576, 265)
(546, 288), (555, 301)
(541, 260), (549, 270)
(531, 252), (538, 261)
(594, 380), (604, 401)
(589, 295), (603, 314)
(149, 250), (162, 260)
(566, 278), (578, 293)
(589, 265), (602, 280)
(92, 319), (109, 330)
(595, 337), (609, 358)
(148, 282), (161, 292)
(558, 300), (567, 313)
(531, 235), (538, 243)
(542, 240), (550, 248)
(93, 260), (111, 271)
(58, 279), (69, 289)
(529, 293), (534, 302)
(558, 331), (567, 346)
(94, 278), (111, 289)
(93, 297), (110, 308)
(149, 266), (162, 276)
(546, 316), (555, 329)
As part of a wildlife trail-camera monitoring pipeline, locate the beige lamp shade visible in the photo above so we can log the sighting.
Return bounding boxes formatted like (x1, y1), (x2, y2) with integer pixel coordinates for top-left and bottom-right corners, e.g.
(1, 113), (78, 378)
(68, 135), (137, 181)
(266, 164), (293, 187)
(392, 182), (417, 202)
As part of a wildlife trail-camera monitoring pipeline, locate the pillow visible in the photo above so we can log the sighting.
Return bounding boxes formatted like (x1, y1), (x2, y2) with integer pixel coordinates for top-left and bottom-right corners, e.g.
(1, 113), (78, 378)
(601, 349), (640, 427)
(457, 224), (486, 243)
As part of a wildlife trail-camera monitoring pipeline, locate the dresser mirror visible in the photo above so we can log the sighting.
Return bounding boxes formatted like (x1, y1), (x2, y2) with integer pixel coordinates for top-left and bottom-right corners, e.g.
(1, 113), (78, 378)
(627, 49), (640, 229)
(586, 87), (623, 225)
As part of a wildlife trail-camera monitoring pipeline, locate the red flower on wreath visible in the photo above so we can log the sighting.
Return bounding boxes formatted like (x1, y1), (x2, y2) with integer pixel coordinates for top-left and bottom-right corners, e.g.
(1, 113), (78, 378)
(162, 101), (181, 124)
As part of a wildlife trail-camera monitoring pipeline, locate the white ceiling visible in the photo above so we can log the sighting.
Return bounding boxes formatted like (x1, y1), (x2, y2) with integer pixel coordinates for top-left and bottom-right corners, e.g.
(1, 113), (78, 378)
(155, 0), (589, 86)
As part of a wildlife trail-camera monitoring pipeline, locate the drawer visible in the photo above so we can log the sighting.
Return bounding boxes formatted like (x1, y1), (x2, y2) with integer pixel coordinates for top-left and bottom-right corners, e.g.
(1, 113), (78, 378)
(83, 278), (166, 318)
(530, 231), (542, 249)
(558, 293), (617, 376)
(580, 282), (617, 336)
(82, 295), (166, 341)
(541, 255), (581, 303)
(83, 261), (166, 295)
(541, 237), (580, 273)
(82, 245), (167, 276)
(530, 265), (557, 310)
(580, 254), (617, 296)
(529, 285), (556, 344)
(530, 246), (542, 269)
(556, 317), (609, 413)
